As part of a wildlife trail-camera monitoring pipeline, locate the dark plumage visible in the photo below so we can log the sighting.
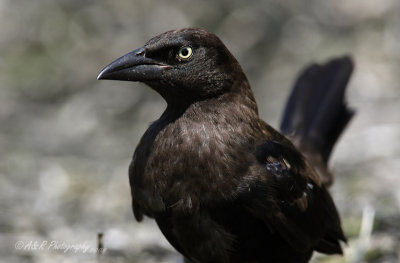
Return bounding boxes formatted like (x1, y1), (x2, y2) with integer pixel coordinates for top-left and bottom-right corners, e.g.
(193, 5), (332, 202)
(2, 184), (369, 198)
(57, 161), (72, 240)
(280, 56), (354, 186)
(97, 28), (353, 263)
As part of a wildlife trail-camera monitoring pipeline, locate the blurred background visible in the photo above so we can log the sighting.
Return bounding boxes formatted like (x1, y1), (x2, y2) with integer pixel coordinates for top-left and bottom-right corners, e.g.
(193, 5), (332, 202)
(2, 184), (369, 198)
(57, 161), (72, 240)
(1, 0), (399, 262)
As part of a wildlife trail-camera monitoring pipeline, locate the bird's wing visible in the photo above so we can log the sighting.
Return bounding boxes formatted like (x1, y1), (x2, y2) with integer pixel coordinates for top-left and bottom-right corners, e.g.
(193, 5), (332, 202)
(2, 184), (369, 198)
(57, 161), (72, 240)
(253, 140), (316, 207)
(246, 140), (346, 253)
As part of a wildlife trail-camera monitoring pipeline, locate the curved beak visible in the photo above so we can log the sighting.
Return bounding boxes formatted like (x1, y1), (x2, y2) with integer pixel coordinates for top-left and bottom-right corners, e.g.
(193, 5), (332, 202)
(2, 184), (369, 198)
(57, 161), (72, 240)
(97, 47), (171, 82)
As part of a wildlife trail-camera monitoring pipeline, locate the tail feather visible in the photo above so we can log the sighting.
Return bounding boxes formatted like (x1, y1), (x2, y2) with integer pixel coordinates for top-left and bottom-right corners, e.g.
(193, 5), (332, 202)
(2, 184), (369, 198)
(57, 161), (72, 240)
(280, 56), (355, 186)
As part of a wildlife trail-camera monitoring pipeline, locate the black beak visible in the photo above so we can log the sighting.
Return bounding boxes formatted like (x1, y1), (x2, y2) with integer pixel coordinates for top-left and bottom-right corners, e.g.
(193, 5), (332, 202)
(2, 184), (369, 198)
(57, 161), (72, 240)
(97, 47), (171, 81)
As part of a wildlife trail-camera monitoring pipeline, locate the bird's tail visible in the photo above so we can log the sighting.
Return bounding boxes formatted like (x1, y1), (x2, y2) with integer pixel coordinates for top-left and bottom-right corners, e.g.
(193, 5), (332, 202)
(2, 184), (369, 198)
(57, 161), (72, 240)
(280, 56), (355, 187)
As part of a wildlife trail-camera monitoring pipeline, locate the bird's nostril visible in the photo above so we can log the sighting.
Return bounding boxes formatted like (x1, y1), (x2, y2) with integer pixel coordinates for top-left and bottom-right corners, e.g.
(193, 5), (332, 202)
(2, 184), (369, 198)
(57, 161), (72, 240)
(136, 49), (145, 56)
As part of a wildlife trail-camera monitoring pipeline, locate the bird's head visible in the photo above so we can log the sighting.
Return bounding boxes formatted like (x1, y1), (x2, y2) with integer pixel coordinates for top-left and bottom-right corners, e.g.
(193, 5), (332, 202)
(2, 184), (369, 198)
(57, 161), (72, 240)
(97, 28), (248, 104)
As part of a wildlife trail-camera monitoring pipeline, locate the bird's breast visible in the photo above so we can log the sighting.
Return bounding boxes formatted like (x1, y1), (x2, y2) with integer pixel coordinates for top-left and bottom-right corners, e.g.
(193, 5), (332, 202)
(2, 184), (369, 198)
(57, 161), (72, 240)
(130, 118), (256, 214)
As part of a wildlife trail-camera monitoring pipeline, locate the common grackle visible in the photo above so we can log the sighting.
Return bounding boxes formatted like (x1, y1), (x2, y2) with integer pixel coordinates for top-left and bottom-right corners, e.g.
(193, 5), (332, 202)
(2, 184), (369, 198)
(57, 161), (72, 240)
(97, 28), (353, 263)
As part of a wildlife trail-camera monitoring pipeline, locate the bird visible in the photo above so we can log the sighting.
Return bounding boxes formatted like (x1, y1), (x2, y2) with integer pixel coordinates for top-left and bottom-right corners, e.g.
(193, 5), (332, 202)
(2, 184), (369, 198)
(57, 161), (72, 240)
(97, 28), (354, 263)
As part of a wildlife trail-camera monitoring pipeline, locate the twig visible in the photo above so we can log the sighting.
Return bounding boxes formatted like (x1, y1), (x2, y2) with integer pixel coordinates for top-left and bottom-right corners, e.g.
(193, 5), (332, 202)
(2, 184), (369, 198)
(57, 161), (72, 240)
(351, 205), (375, 263)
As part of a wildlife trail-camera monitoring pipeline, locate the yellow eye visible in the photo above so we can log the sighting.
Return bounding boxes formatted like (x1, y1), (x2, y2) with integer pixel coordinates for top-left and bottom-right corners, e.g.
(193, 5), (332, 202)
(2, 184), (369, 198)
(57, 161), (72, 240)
(178, 46), (192, 59)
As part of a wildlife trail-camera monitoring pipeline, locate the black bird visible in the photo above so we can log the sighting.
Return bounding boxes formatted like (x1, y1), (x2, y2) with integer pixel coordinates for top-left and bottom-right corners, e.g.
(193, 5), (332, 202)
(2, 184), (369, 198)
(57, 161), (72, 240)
(97, 28), (353, 263)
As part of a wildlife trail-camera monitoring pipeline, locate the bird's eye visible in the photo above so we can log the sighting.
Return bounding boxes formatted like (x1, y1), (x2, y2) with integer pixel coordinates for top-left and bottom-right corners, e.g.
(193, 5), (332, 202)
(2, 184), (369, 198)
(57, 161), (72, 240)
(178, 46), (193, 60)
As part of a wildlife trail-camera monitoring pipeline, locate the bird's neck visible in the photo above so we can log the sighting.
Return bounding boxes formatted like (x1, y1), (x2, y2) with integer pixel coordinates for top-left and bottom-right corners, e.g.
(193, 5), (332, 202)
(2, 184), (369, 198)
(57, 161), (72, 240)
(160, 91), (257, 125)
(160, 77), (259, 122)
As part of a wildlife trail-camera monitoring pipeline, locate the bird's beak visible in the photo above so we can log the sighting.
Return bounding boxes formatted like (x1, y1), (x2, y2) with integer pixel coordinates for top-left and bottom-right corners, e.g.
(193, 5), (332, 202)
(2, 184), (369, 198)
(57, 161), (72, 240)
(97, 47), (171, 81)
